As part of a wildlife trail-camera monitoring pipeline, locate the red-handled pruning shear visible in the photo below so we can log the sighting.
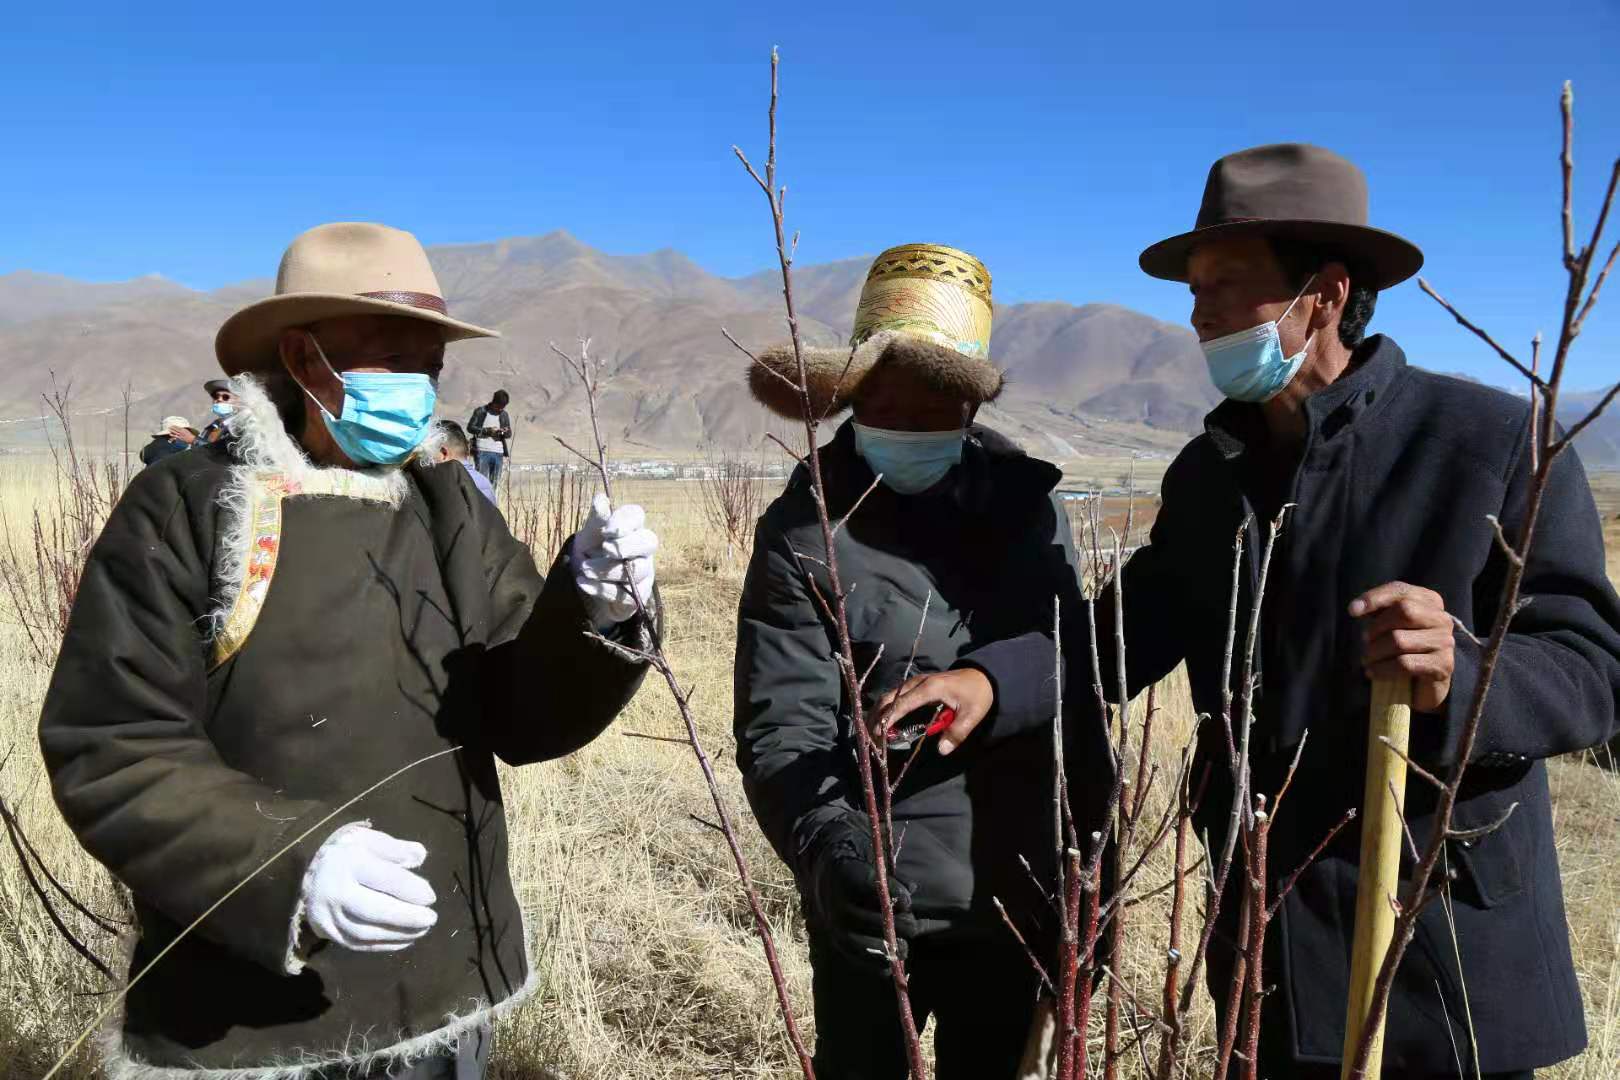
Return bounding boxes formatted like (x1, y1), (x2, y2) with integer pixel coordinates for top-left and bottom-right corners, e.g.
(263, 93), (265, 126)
(885, 703), (957, 751)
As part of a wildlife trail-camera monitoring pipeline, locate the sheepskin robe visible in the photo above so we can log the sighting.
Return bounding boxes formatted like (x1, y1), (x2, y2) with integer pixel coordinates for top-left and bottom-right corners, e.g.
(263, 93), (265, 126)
(38, 378), (651, 1078)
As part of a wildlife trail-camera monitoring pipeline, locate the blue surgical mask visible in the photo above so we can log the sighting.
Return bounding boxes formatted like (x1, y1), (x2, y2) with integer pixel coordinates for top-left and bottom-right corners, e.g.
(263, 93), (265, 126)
(297, 334), (437, 466)
(210, 401), (235, 417)
(852, 423), (966, 495)
(1200, 275), (1316, 403)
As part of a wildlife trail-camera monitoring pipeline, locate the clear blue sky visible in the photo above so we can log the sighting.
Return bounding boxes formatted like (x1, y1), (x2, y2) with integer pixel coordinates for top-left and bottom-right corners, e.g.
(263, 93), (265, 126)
(2, 1), (1617, 390)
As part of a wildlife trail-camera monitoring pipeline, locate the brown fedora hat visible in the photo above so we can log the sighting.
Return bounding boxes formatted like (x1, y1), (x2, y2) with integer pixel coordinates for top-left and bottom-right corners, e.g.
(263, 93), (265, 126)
(215, 222), (499, 377)
(1139, 144), (1422, 291)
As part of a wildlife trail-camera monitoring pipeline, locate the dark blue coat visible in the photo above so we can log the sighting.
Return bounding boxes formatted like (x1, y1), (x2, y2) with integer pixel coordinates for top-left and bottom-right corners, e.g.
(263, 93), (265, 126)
(978, 336), (1620, 1072)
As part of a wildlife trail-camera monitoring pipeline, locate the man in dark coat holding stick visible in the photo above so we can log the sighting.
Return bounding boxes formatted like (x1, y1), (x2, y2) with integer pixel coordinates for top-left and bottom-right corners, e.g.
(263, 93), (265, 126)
(40, 222), (660, 1080)
(947, 145), (1620, 1077)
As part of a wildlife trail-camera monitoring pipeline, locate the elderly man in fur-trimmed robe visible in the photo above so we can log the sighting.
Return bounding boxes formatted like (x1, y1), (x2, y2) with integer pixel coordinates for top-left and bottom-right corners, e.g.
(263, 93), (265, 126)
(39, 223), (660, 1080)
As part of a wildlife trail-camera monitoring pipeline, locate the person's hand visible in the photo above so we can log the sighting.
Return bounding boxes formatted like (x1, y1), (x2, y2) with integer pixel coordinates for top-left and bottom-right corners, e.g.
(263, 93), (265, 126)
(169, 426), (196, 445)
(300, 825), (437, 953)
(571, 493), (658, 626)
(876, 668), (994, 755)
(1349, 582), (1456, 712)
(802, 816), (918, 971)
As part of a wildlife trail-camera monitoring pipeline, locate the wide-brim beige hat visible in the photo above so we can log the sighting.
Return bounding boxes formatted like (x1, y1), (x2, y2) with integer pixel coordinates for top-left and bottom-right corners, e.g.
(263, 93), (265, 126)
(748, 243), (1004, 419)
(154, 415), (194, 437)
(215, 222), (499, 377)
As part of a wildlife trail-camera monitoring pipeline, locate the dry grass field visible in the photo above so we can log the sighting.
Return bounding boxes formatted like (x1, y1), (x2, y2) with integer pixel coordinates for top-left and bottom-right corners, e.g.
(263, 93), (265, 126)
(0, 459), (1616, 1079)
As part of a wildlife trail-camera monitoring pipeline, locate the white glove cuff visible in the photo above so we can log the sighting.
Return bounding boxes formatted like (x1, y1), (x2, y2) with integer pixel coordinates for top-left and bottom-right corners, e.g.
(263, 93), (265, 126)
(284, 819), (371, 975)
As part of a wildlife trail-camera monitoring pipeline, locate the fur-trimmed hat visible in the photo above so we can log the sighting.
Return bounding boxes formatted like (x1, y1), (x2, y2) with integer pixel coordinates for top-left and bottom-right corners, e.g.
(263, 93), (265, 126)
(748, 244), (1004, 419)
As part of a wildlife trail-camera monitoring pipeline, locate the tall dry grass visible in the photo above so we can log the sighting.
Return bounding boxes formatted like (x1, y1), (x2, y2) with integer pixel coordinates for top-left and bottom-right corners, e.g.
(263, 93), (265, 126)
(0, 459), (1616, 1077)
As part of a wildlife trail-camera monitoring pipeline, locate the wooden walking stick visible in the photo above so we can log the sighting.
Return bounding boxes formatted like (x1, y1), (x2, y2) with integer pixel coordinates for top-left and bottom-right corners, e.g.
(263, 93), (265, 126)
(1341, 677), (1413, 1079)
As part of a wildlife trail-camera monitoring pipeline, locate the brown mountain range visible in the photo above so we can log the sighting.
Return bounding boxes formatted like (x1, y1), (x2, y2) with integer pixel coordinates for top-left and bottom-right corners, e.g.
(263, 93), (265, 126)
(0, 233), (1213, 462)
(2, 233), (1611, 468)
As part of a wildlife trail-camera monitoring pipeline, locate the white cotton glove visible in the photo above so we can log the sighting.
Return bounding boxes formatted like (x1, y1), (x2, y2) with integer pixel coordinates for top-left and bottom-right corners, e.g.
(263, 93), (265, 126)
(571, 493), (658, 628)
(300, 825), (438, 953)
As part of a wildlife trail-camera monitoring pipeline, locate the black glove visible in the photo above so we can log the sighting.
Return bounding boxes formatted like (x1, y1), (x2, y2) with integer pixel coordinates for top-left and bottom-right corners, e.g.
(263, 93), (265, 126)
(800, 814), (918, 971)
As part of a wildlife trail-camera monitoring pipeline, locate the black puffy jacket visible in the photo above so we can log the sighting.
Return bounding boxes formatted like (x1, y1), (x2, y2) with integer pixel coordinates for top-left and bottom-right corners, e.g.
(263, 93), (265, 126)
(734, 421), (1114, 939)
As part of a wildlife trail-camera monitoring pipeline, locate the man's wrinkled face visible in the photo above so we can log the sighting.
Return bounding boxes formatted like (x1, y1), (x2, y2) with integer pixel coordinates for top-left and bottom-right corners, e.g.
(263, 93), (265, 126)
(1186, 234), (1303, 345)
(307, 315), (446, 378)
(851, 362), (975, 432)
(284, 315), (446, 417)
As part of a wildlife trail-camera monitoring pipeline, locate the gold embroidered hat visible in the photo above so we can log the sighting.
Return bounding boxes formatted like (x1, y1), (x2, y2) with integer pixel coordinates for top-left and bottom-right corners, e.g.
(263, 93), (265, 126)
(748, 243), (1004, 418)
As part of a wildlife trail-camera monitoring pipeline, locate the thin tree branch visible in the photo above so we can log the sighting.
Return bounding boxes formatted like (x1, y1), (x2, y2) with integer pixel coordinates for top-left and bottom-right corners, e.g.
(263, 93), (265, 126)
(764, 432), (807, 466)
(557, 336), (816, 1075)
(1390, 779), (1422, 864)
(730, 46), (924, 1075)
(0, 791), (125, 933)
(1446, 802), (1520, 843)
(1376, 736), (1447, 791)
(1418, 280), (1544, 388)
(1551, 379), (1620, 454)
(1, 797), (114, 980)
(1562, 82), (1577, 267)
(553, 436), (607, 485)
(1348, 82), (1614, 1079)
(688, 814), (726, 836)
(1270, 729), (1310, 815)
(1485, 515), (1526, 568)
(724, 327), (801, 394)
(993, 896), (1056, 994)
(621, 730), (692, 746)
(1576, 233), (1620, 329)
(1099, 966), (1173, 1035)
(818, 343), (863, 425)
(1572, 153), (1620, 309)
(831, 473), (884, 537)
(1122, 854), (1206, 909)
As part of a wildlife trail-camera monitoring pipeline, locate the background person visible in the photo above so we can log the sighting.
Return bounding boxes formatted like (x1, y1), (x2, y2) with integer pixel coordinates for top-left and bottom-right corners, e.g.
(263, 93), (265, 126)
(436, 419), (498, 506)
(137, 415), (196, 466)
(468, 389), (513, 487)
(200, 377), (238, 445)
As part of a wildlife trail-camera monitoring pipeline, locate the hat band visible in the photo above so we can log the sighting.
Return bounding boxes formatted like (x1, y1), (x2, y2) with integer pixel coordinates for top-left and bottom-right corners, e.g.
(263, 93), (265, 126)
(358, 290), (449, 315)
(856, 321), (990, 359)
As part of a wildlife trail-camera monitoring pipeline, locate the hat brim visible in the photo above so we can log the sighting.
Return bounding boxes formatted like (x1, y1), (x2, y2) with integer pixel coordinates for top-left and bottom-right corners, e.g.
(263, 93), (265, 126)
(1138, 219), (1424, 292)
(747, 331), (1005, 420)
(215, 293), (500, 377)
